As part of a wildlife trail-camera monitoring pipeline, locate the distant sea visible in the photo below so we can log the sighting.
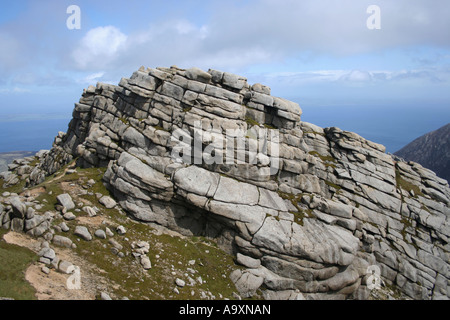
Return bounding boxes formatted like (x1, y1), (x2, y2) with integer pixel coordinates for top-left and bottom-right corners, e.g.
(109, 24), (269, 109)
(301, 104), (450, 154)
(0, 105), (448, 154)
(0, 118), (70, 153)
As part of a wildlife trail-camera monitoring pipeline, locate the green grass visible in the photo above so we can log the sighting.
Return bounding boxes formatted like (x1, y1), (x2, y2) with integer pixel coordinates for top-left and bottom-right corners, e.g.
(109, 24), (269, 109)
(152, 125), (168, 132)
(395, 169), (423, 198)
(324, 180), (342, 192)
(245, 117), (260, 127)
(263, 123), (277, 130)
(308, 151), (337, 169)
(62, 219), (240, 300)
(0, 229), (38, 300)
(119, 117), (129, 125)
(1, 158), (242, 300)
(276, 191), (315, 226)
(0, 178), (27, 195)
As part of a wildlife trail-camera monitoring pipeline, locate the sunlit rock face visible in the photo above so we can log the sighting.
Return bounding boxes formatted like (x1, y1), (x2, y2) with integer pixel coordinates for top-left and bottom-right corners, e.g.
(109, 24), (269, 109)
(27, 66), (449, 300)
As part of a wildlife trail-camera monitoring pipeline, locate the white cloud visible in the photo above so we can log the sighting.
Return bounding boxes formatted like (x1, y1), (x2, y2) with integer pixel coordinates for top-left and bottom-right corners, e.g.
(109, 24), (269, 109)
(0, 87), (31, 94)
(340, 70), (373, 83)
(257, 67), (450, 90)
(72, 26), (128, 70)
(78, 72), (105, 84)
(59, 0), (450, 82)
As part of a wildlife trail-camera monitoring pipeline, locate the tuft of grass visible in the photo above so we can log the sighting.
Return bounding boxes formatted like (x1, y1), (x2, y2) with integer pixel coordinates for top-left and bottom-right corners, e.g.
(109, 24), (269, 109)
(153, 125), (168, 132)
(325, 180), (342, 192)
(308, 151), (336, 162)
(0, 178), (27, 195)
(245, 117), (260, 127)
(395, 169), (423, 198)
(263, 123), (277, 130)
(0, 229), (38, 300)
(276, 191), (315, 226)
(119, 117), (129, 125)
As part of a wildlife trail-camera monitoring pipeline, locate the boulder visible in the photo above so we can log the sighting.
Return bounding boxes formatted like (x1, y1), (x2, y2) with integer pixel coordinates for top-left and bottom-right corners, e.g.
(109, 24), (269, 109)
(185, 67), (212, 84)
(94, 229), (107, 239)
(58, 260), (74, 274)
(74, 226), (92, 241)
(99, 196), (117, 209)
(53, 235), (73, 248)
(10, 197), (27, 218)
(56, 194), (75, 211)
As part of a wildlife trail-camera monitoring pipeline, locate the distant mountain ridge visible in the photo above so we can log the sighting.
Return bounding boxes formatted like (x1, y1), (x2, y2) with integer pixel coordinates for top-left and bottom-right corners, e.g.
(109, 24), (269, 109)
(395, 123), (450, 183)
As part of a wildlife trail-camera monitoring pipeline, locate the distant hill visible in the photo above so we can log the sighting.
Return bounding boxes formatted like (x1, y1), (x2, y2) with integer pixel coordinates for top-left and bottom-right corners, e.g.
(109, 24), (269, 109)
(0, 151), (36, 173)
(394, 123), (450, 183)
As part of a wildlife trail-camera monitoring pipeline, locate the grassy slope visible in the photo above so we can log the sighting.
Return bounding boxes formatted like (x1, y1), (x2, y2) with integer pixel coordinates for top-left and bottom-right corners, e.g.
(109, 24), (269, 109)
(0, 163), (243, 300)
(0, 229), (38, 300)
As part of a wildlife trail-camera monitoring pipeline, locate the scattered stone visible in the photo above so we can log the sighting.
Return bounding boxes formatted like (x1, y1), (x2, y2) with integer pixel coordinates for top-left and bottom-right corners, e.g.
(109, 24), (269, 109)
(56, 194), (75, 211)
(74, 226), (92, 241)
(58, 260), (74, 274)
(94, 229), (107, 239)
(116, 225), (126, 235)
(82, 206), (97, 217)
(39, 257), (51, 265)
(59, 222), (69, 232)
(175, 278), (185, 287)
(41, 266), (50, 275)
(140, 256), (152, 270)
(52, 235), (73, 248)
(63, 212), (76, 221)
(100, 292), (112, 300)
(108, 238), (123, 251)
(99, 196), (116, 209)
(105, 227), (114, 237)
(38, 247), (56, 260)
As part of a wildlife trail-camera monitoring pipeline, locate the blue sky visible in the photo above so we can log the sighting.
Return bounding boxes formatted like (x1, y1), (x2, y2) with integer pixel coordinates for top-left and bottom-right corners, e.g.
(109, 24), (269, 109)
(0, 0), (449, 152)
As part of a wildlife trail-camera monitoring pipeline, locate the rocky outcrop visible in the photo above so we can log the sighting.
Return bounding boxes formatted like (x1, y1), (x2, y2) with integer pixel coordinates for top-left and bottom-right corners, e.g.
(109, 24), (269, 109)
(20, 65), (450, 300)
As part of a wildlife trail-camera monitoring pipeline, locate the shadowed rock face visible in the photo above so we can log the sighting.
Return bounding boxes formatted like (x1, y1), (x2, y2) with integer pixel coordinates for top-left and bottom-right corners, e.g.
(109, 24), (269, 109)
(27, 66), (449, 300)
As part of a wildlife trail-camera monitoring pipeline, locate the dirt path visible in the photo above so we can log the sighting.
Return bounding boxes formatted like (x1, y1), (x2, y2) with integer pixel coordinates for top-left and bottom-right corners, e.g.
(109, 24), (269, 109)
(3, 232), (107, 300)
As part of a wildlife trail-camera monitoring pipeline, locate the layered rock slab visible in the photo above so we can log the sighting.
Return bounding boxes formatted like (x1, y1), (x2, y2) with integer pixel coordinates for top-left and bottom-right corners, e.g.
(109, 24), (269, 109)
(22, 65), (449, 300)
